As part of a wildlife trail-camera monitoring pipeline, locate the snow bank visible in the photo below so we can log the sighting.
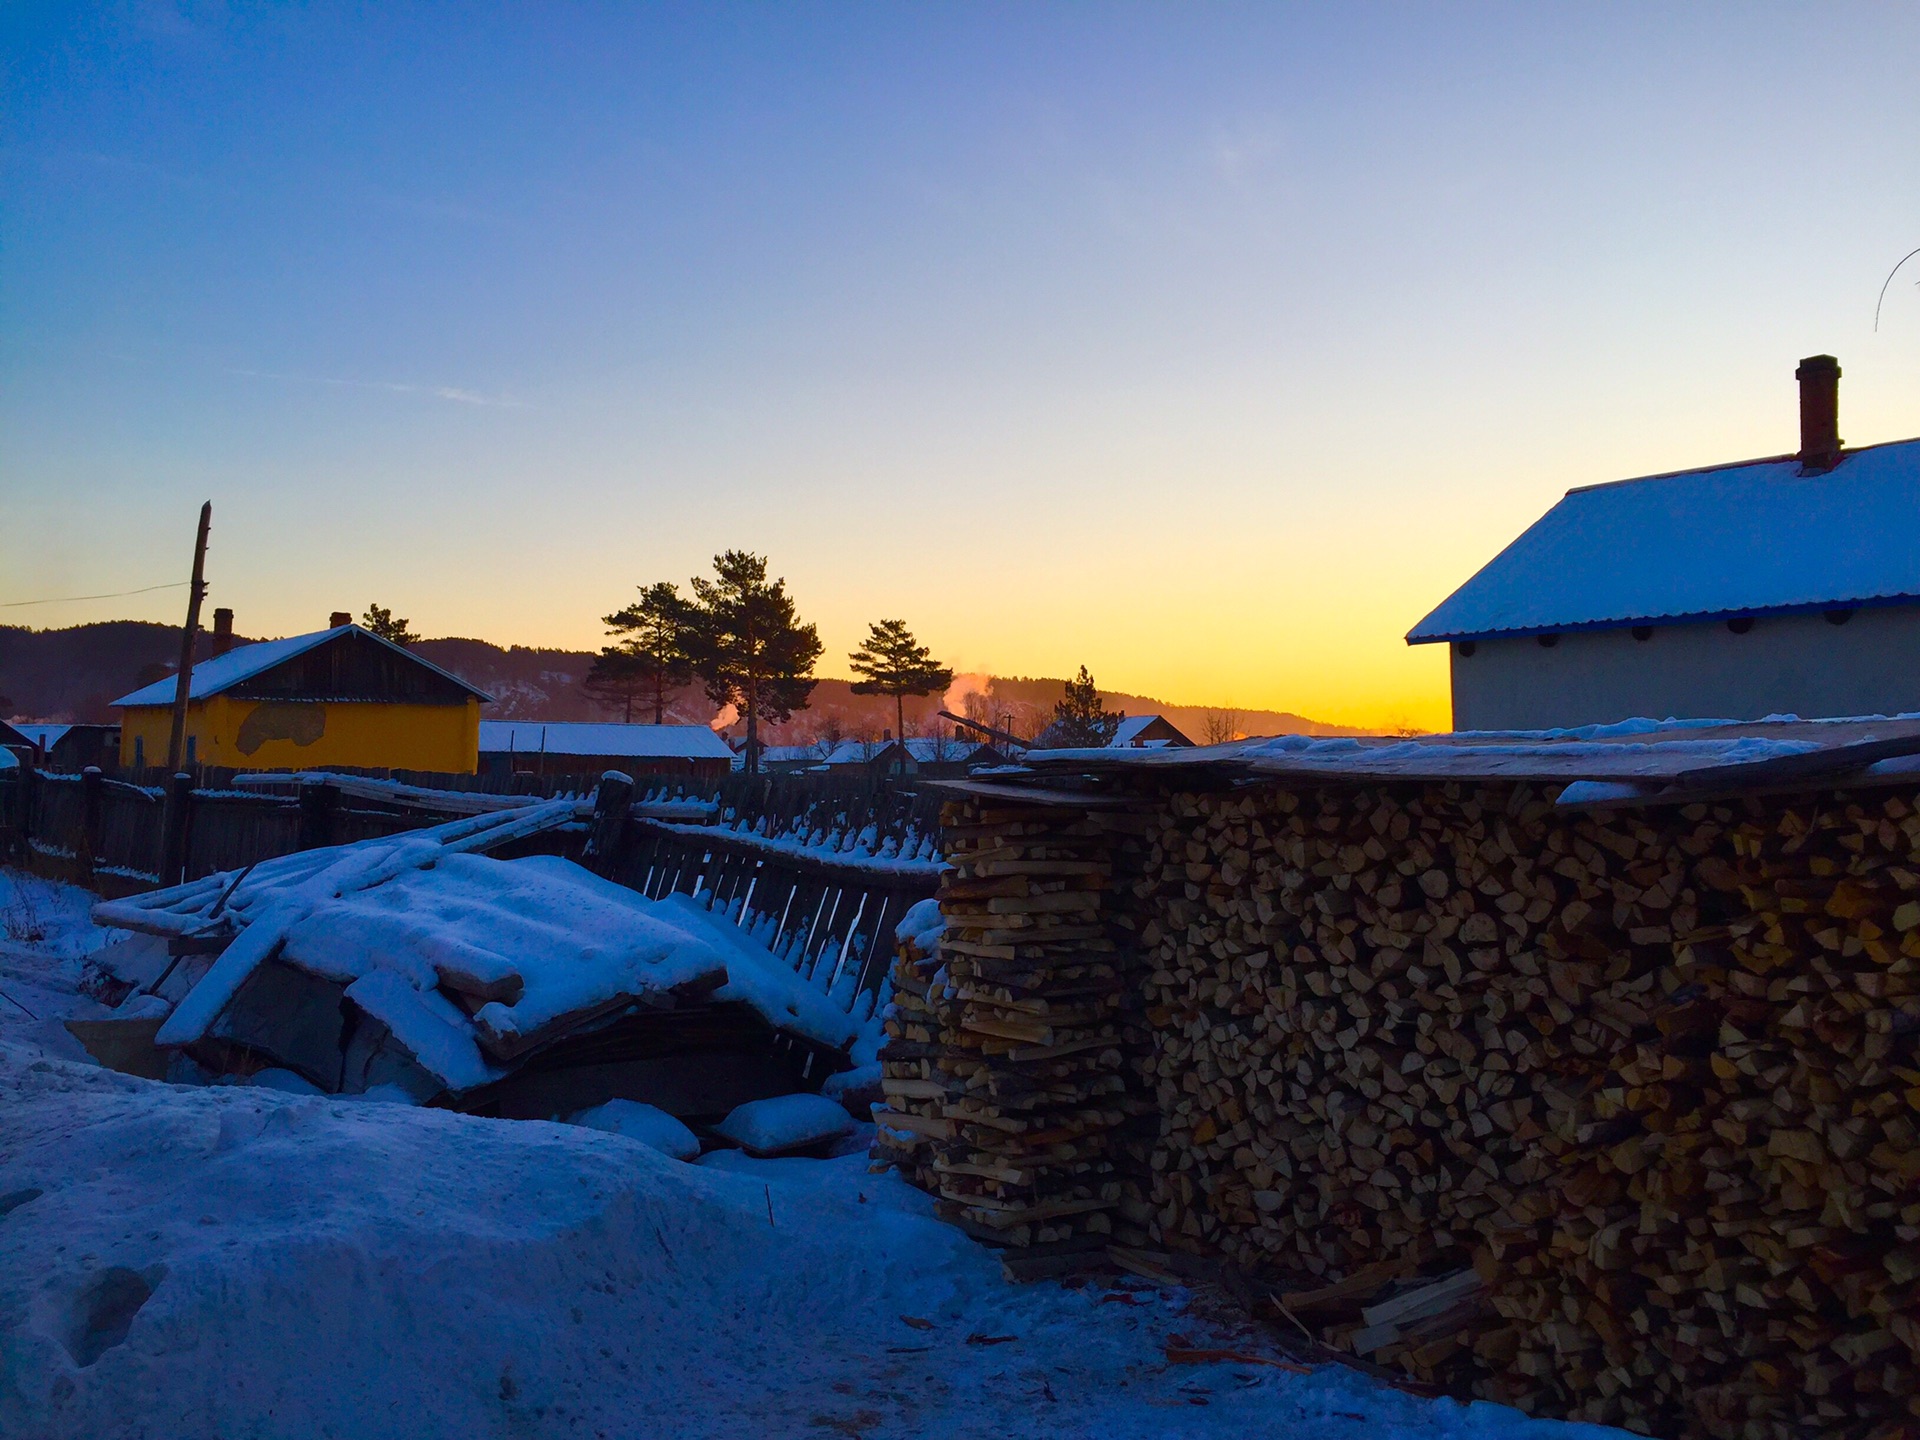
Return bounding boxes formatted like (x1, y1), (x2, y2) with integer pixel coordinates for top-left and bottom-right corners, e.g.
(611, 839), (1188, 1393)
(0, 1038), (1628, 1440)
(715, 1093), (854, 1156)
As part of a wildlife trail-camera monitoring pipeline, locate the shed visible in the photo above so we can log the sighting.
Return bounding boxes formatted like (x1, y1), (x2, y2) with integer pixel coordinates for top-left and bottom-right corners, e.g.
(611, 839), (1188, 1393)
(1409, 357), (1920, 730)
(8, 722), (122, 772)
(478, 721), (734, 780)
(112, 623), (490, 774)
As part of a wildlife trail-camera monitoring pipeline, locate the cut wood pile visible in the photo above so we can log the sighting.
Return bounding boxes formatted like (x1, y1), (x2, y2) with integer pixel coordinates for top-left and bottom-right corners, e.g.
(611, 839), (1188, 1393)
(895, 776), (1920, 1439)
(874, 799), (1154, 1254)
(1134, 783), (1656, 1388)
(1480, 790), (1920, 1440)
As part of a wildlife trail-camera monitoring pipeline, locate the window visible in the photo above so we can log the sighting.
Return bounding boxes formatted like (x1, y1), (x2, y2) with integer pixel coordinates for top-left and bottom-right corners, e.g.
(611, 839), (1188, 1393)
(133, 737), (144, 769)
(1536, 633), (1559, 649)
(186, 735), (197, 765)
(1726, 618), (1754, 635)
(1457, 641), (1477, 658)
(1631, 626), (1653, 642)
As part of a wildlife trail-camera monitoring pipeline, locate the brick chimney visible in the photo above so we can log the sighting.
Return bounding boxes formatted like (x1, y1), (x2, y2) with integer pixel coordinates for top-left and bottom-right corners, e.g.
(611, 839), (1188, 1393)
(329, 611), (352, 629)
(211, 607), (235, 657)
(1796, 354), (1842, 475)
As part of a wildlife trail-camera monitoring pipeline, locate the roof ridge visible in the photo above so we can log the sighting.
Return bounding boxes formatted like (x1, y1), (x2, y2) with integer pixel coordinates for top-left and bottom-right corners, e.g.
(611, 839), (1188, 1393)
(1564, 434), (1920, 496)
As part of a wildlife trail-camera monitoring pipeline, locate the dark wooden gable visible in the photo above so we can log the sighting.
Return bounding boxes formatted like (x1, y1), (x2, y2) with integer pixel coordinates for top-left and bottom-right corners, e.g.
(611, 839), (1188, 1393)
(227, 631), (478, 705)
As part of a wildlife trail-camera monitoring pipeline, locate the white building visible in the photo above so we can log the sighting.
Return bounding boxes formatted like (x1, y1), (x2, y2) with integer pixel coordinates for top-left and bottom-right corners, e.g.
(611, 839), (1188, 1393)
(1408, 357), (1920, 730)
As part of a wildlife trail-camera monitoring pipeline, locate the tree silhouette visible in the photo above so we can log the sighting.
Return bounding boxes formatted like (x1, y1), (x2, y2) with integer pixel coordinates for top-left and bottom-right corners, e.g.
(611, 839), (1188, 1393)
(684, 552), (821, 773)
(361, 603), (417, 646)
(847, 619), (953, 777)
(1046, 666), (1123, 747)
(599, 581), (696, 725)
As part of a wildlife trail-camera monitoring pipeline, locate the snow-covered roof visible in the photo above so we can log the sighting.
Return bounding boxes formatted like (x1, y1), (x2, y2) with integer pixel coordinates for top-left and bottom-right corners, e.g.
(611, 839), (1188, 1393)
(10, 723), (73, 750)
(1108, 715), (1192, 747)
(818, 738), (987, 766)
(112, 625), (489, 708)
(1407, 437), (1920, 643)
(479, 721), (733, 761)
(1015, 712), (1920, 803)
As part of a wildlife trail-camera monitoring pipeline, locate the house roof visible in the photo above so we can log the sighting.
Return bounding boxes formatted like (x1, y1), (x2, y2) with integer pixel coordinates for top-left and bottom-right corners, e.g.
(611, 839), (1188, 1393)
(112, 625), (490, 707)
(10, 723), (72, 750)
(819, 737), (989, 766)
(1407, 436), (1920, 644)
(1109, 715), (1192, 747)
(478, 720), (733, 761)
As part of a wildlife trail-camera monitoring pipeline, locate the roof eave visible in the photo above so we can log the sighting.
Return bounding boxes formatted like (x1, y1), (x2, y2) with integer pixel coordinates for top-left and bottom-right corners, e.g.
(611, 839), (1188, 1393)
(1408, 590), (1920, 646)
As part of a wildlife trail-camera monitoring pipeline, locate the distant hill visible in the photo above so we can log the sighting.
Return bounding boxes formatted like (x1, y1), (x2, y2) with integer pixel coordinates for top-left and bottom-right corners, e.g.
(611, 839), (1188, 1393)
(2, 623), (1373, 740)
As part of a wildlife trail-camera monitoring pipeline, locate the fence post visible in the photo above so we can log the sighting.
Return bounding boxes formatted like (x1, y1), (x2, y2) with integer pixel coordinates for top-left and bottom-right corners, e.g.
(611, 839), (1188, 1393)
(584, 770), (634, 876)
(158, 772), (194, 888)
(79, 766), (104, 882)
(18, 764), (39, 853)
(298, 780), (340, 852)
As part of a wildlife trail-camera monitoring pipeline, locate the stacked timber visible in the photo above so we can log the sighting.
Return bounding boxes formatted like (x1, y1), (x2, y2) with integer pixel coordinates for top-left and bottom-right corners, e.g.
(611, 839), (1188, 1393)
(1132, 783), (1688, 1390)
(876, 799), (1145, 1247)
(1480, 792), (1920, 1440)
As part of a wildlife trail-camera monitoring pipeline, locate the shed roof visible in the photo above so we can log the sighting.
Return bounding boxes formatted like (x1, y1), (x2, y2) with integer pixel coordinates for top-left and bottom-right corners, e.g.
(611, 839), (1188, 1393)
(1407, 437), (1920, 644)
(479, 720), (733, 761)
(10, 723), (72, 750)
(112, 626), (490, 708)
(1013, 712), (1920, 806)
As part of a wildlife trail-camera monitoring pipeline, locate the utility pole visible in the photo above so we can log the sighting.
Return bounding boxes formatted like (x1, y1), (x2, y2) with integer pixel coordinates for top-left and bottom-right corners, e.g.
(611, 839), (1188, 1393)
(165, 502), (212, 774)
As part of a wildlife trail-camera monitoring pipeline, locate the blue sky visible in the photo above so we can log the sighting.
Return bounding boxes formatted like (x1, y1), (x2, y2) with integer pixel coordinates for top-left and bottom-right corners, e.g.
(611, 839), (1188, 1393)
(5, 2), (1918, 727)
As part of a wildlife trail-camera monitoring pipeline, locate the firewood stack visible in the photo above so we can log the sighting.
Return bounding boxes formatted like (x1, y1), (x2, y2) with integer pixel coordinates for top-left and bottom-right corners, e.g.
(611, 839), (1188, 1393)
(875, 798), (1148, 1249)
(1131, 783), (1694, 1391)
(1480, 792), (1920, 1440)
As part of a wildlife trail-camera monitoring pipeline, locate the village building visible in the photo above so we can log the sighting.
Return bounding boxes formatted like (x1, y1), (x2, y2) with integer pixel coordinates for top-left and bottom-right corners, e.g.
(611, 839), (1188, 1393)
(1107, 714), (1193, 748)
(5, 722), (122, 772)
(478, 720), (734, 780)
(748, 734), (1004, 776)
(1408, 356), (1920, 730)
(112, 614), (489, 774)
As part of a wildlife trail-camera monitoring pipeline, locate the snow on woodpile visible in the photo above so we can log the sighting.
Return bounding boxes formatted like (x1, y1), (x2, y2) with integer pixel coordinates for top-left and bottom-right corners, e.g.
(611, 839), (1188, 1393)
(90, 810), (874, 1101)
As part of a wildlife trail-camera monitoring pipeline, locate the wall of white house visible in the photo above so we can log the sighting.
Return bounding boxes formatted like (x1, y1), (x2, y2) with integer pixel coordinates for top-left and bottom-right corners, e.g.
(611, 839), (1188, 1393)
(1448, 603), (1920, 731)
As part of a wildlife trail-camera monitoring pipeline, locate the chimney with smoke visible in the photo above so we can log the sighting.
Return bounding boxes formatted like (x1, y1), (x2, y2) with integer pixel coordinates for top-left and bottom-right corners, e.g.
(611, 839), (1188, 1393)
(329, 611), (352, 629)
(1796, 354), (1842, 475)
(212, 608), (235, 657)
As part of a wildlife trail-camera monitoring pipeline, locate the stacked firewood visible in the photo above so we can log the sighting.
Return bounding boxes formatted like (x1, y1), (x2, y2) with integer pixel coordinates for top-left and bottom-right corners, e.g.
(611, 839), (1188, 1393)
(1130, 783), (1692, 1390)
(1480, 792), (1920, 1440)
(875, 799), (1146, 1248)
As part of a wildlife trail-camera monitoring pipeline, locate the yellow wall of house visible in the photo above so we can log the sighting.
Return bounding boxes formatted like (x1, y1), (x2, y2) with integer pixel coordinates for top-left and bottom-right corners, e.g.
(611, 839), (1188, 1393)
(118, 697), (480, 774)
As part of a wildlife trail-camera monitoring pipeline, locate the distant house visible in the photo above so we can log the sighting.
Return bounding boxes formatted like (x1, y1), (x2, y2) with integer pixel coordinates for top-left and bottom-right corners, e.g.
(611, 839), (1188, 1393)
(112, 620), (490, 774)
(478, 721), (733, 780)
(1108, 715), (1193, 749)
(745, 735), (1004, 776)
(1409, 357), (1920, 730)
(6, 723), (122, 772)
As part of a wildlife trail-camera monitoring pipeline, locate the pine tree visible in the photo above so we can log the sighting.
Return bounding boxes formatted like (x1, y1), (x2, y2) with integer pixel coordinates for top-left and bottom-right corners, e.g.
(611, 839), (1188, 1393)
(361, 603), (417, 646)
(1047, 665), (1123, 747)
(582, 646), (649, 724)
(847, 619), (953, 777)
(600, 581), (696, 725)
(683, 552), (821, 773)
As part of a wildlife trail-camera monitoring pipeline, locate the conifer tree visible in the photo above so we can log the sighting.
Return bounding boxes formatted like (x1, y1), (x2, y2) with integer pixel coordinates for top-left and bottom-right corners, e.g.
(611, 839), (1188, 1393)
(847, 619), (953, 777)
(1047, 665), (1123, 747)
(683, 552), (821, 773)
(600, 581), (696, 725)
(361, 603), (417, 646)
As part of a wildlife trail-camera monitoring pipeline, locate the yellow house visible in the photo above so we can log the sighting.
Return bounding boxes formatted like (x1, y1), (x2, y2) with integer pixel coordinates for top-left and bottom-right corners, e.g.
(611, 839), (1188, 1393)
(114, 623), (490, 774)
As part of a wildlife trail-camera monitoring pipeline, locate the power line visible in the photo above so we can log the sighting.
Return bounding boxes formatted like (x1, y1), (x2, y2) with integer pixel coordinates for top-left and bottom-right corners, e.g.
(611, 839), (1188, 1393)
(0, 580), (191, 609)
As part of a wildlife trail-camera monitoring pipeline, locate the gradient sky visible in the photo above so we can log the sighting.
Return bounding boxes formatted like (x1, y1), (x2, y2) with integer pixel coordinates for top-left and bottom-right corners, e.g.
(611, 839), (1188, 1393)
(4, 3), (1919, 730)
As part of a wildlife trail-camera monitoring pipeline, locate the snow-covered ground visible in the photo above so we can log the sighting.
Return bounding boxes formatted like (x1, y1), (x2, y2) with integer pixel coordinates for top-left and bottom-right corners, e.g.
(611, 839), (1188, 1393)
(0, 869), (1629, 1440)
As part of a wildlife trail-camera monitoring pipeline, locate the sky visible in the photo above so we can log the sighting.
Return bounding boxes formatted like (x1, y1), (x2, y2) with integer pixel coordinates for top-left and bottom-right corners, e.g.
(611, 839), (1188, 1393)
(3, 3), (1919, 731)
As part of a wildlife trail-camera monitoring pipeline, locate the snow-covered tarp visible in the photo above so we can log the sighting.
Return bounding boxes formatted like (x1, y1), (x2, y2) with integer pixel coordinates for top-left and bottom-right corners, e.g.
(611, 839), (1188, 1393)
(86, 804), (876, 1096)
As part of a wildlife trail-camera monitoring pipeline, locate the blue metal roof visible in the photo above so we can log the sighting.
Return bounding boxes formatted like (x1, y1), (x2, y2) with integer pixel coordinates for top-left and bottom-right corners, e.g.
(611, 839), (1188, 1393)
(1408, 437), (1920, 644)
